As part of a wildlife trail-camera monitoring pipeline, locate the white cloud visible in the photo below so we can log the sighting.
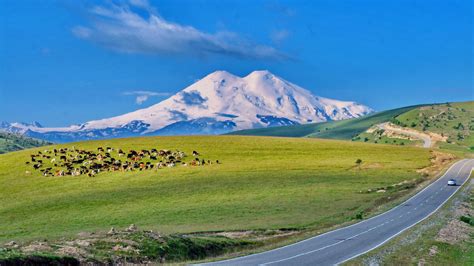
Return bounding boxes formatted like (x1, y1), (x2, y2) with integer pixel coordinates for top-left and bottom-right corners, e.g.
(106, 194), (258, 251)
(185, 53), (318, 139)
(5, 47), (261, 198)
(72, 1), (289, 60)
(129, 0), (150, 9)
(123, 90), (170, 105)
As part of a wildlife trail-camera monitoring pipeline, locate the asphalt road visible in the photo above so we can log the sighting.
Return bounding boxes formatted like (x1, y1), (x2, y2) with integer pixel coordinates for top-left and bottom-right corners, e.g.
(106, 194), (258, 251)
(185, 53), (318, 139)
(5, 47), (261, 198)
(199, 159), (474, 266)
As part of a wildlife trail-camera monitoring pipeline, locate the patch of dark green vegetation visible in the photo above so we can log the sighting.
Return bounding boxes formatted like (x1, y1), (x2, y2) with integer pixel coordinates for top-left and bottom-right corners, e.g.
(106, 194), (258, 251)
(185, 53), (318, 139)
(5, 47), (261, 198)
(0, 132), (51, 154)
(0, 249), (79, 266)
(162, 235), (255, 262)
(459, 215), (474, 226)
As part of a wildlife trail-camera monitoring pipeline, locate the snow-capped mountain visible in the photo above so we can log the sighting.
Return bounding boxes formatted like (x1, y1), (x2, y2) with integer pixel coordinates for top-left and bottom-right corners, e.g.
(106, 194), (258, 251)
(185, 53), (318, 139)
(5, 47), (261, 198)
(0, 70), (373, 142)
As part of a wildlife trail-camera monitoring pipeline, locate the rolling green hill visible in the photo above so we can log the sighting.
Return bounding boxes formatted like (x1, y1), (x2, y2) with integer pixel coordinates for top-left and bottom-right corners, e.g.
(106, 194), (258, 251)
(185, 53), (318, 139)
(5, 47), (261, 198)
(0, 132), (51, 154)
(392, 101), (474, 151)
(229, 105), (423, 139)
(230, 101), (473, 153)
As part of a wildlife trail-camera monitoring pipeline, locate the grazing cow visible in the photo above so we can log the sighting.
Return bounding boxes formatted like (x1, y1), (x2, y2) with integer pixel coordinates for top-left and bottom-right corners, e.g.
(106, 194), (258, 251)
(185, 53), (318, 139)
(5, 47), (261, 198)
(27, 145), (215, 177)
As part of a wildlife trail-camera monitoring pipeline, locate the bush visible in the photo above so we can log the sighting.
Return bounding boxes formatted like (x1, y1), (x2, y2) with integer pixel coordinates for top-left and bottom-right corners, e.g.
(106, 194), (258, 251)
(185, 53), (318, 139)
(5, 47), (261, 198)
(460, 215), (474, 226)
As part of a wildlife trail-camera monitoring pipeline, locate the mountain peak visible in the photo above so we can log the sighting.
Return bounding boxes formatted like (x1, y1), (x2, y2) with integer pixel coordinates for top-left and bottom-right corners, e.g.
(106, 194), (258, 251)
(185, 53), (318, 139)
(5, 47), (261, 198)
(205, 70), (237, 80)
(245, 70), (274, 78)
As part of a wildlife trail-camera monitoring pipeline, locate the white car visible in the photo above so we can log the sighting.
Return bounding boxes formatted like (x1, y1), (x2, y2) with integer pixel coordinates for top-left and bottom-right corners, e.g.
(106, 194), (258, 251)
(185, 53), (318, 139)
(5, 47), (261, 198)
(447, 179), (456, 186)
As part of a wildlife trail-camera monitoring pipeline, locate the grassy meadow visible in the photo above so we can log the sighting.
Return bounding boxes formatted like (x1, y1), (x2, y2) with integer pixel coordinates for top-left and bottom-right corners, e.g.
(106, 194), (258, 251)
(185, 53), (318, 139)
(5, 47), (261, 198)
(0, 135), (432, 244)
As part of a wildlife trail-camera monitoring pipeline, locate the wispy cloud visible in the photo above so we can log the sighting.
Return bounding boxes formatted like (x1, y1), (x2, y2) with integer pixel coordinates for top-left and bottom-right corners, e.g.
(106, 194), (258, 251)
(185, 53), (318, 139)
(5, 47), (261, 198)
(73, 1), (289, 60)
(271, 29), (290, 44)
(123, 90), (170, 105)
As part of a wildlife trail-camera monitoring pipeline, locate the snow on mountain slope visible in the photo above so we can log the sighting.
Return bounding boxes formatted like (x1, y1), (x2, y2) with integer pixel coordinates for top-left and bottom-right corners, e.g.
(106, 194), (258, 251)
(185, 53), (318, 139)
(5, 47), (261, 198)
(0, 70), (373, 142)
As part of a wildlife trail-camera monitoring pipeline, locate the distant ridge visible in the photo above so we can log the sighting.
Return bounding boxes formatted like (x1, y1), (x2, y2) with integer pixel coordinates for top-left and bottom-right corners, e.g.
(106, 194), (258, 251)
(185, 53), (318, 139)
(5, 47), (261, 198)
(0, 132), (51, 154)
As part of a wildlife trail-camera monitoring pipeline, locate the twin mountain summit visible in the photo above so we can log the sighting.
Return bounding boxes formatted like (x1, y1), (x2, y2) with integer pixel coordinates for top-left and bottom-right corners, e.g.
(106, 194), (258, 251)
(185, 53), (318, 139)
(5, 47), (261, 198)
(1, 70), (373, 142)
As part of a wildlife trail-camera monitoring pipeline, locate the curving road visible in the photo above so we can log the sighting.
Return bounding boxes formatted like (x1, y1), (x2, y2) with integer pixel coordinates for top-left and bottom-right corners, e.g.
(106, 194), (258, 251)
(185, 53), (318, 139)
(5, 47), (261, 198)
(376, 122), (432, 148)
(199, 159), (474, 266)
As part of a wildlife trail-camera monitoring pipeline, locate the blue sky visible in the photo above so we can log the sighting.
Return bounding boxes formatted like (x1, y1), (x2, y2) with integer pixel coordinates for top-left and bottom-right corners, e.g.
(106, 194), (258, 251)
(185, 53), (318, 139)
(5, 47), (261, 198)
(0, 0), (472, 126)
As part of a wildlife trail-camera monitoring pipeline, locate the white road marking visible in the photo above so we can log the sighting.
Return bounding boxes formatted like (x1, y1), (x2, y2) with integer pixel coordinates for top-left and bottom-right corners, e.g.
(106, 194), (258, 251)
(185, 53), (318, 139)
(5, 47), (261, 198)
(336, 161), (473, 265)
(262, 221), (391, 265)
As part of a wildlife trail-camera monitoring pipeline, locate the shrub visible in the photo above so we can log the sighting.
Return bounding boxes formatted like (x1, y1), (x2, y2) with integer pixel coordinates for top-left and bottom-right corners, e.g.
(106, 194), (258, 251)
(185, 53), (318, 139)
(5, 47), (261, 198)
(460, 215), (474, 226)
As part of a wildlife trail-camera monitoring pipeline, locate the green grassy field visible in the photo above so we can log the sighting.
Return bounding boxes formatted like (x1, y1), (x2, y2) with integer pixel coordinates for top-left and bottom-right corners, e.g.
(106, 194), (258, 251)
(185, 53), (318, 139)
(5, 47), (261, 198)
(0, 132), (50, 154)
(0, 135), (432, 244)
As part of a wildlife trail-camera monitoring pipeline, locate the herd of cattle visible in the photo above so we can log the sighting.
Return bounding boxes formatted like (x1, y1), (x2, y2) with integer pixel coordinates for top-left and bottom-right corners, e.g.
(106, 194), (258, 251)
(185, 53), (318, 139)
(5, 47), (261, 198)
(25, 146), (219, 177)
